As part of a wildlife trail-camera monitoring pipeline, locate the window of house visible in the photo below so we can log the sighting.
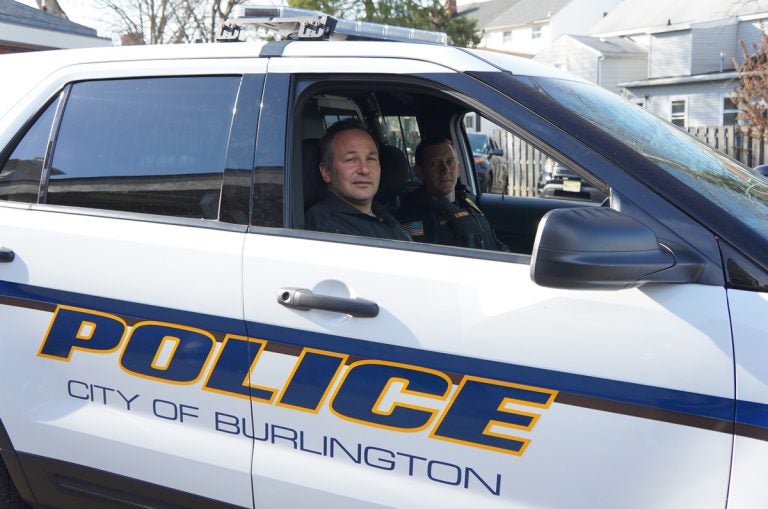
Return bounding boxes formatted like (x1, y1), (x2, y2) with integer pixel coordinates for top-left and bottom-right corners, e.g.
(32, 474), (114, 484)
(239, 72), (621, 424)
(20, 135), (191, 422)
(531, 25), (542, 39)
(723, 97), (739, 125)
(0, 99), (58, 203)
(502, 31), (512, 43)
(671, 99), (687, 128)
(46, 76), (241, 219)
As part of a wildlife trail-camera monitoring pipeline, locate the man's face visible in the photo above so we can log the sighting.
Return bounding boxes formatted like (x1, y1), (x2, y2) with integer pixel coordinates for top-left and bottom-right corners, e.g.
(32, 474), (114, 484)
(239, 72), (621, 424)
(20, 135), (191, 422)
(416, 141), (459, 198)
(320, 128), (380, 212)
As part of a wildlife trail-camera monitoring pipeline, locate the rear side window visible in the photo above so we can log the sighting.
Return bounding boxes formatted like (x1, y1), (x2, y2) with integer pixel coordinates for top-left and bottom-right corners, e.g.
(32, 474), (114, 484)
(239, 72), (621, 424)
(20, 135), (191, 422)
(0, 100), (57, 203)
(47, 76), (240, 218)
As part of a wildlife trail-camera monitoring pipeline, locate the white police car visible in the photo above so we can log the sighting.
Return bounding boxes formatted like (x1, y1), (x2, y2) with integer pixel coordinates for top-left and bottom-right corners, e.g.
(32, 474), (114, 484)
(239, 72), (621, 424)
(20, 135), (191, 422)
(0, 6), (766, 509)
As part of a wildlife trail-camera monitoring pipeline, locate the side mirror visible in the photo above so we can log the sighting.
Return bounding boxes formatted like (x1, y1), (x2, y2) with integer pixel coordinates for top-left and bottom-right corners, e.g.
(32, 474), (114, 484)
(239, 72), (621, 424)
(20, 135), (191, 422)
(531, 207), (680, 289)
(488, 148), (504, 157)
(754, 164), (768, 177)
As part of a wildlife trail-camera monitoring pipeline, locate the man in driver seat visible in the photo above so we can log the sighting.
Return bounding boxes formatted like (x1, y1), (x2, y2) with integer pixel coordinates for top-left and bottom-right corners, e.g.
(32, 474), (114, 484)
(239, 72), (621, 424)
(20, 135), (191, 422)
(305, 119), (410, 241)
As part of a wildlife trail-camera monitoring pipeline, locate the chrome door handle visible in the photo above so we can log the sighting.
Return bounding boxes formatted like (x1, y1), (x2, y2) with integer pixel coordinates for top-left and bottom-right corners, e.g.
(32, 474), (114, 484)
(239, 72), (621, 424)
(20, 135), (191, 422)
(0, 247), (14, 263)
(277, 288), (379, 318)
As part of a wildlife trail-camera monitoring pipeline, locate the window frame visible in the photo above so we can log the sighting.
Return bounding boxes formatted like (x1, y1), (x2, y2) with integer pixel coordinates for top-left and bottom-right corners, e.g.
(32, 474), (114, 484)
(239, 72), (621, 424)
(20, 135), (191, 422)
(722, 96), (739, 126)
(282, 72), (614, 259)
(670, 98), (687, 128)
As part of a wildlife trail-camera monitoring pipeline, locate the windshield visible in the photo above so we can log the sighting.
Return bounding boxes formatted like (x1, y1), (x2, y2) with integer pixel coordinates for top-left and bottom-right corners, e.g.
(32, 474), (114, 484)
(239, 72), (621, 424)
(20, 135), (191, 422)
(467, 132), (487, 154)
(465, 48), (768, 238)
(533, 77), (768, 237)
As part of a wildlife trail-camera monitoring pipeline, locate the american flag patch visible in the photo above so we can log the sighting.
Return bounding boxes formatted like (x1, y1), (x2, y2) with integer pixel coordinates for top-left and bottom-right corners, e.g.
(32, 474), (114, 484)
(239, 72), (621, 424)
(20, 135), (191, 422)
(402, 220), (424, 237)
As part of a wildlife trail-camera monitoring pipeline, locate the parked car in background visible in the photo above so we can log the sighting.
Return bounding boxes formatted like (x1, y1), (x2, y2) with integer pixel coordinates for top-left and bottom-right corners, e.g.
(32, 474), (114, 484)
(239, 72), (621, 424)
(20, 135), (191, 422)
(467, 132), (508, 193)
(538, 157), (608, 202)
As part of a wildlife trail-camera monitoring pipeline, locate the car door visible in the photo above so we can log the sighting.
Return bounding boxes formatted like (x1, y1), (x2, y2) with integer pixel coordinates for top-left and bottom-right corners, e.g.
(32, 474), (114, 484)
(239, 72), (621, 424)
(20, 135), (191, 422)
(242, 59), (733, 508)
(0, 64), (264, 508)
(719, 245), (768, 508)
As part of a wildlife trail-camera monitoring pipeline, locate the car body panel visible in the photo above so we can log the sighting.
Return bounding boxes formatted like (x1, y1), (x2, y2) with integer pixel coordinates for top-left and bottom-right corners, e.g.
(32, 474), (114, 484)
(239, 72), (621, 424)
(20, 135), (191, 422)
(725, 289), (768, 508)
(241, 232), (734, 507)
(0, 207), (253, 506)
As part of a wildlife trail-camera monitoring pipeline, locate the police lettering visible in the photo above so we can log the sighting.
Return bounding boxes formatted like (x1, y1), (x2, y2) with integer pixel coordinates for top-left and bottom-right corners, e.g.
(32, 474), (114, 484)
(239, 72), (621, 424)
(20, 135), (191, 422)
(38, 305), (557, 455)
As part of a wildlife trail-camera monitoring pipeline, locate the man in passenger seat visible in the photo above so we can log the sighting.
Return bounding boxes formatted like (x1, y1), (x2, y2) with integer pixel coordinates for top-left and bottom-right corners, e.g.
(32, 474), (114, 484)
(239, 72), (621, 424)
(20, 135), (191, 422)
(396, 136), (507, 251)
(305, 119), (410, 240)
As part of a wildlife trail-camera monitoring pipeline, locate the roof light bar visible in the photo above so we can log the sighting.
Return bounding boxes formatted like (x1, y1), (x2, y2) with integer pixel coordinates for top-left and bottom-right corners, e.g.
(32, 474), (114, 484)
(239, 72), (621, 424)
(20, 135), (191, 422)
(217, 6), (448, 45)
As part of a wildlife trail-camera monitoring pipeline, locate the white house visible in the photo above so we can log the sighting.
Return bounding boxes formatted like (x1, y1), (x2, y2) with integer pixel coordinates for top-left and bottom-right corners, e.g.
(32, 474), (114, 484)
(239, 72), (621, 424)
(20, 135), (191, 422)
(534, 34), (647, 94)
(0, 0), (110, 53)
(458, 0), (624, 57)
(588, 0), (768, 127)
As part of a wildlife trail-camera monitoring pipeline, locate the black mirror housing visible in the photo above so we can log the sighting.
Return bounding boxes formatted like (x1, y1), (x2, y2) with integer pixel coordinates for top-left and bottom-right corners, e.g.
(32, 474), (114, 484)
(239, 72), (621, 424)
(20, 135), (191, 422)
(531, 207), (677, 289)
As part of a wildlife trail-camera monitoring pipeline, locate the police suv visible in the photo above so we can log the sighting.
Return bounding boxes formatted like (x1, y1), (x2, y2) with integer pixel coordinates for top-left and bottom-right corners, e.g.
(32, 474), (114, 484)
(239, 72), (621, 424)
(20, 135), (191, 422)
(0, 6), (766, 508)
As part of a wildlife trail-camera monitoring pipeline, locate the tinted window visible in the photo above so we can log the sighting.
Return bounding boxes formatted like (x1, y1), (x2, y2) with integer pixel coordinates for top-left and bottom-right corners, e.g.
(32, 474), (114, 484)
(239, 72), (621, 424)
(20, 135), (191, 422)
(0, 100), (57, 203)
(47, 76), (240, 218)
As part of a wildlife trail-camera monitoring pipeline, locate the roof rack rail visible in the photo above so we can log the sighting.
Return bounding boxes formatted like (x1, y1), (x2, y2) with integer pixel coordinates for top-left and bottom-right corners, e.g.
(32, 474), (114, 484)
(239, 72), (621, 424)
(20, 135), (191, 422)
(217, 5), (448, 45)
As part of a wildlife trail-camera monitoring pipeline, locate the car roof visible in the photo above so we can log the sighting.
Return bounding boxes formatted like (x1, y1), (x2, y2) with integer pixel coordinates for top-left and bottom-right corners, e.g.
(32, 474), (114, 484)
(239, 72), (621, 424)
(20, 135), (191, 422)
(0, 40), (579, 121)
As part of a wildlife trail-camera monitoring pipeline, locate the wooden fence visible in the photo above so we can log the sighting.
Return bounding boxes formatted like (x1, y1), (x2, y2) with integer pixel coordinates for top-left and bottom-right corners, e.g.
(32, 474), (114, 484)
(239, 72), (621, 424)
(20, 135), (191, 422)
(488, 126), (767, 198)
(686, 125), (768, 167)
(489, 130), (548, 197)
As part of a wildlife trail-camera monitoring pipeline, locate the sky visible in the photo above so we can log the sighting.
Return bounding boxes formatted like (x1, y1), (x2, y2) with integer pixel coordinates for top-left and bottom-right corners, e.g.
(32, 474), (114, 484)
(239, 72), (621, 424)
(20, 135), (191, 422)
(16, 0), (285, 40)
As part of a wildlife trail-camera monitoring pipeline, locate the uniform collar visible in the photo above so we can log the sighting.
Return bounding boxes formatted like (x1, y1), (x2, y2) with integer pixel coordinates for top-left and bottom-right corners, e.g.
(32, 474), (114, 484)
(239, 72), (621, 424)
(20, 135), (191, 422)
(322, 191), (386, 218)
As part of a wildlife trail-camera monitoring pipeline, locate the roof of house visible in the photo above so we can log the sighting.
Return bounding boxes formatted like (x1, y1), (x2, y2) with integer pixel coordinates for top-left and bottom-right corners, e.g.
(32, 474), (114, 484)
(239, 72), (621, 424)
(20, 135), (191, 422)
(591, 0), (768, 36)
(459, 0), (572, 30)
(619, 70), (739, 88)
(568, 34), (647, 56)
(0, 0), (99, 37)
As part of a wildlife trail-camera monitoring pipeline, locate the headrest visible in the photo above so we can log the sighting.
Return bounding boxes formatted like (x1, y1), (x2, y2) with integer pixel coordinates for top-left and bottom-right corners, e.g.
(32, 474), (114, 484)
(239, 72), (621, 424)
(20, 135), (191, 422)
(376, 144), (409, 204)
(302, 138), (324, 210)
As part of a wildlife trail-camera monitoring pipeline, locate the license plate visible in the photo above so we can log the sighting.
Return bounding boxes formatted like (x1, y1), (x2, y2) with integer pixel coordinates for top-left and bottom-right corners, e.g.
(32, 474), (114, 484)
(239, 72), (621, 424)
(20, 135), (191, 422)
(563, 179), (581, 192)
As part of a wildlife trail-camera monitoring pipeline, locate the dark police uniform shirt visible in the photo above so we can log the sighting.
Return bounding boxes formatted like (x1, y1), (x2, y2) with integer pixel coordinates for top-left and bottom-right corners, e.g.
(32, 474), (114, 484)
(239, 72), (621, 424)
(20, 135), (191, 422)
(305, 192), (411, 241)
(396, 186), (507, 251)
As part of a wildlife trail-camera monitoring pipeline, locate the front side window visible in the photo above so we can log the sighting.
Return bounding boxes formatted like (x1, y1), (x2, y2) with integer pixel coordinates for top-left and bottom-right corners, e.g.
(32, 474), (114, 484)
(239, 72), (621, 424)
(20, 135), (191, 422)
(47, 76), (241, 218)
(467, 114), (607, 202)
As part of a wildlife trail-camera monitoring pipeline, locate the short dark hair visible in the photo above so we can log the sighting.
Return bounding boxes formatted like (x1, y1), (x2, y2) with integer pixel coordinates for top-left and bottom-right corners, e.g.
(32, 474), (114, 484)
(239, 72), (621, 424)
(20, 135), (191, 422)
(319, 119), (374, 169)
(414, 136), (452, 167)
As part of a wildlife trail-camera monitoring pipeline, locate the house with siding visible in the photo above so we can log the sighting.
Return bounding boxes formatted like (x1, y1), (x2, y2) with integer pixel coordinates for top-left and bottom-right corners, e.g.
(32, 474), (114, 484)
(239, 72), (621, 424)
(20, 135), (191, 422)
(587, 0), (768, 128)
(0, 0), (110, 53)
(534, 34), (647, 94)
(458, 0), (624, 57)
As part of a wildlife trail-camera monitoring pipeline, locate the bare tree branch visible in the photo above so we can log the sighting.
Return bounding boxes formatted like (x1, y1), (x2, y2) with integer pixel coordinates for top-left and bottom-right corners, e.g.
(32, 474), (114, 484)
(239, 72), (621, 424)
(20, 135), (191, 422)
(732, 26), (768, 138)
(97, 0), (248, 44)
